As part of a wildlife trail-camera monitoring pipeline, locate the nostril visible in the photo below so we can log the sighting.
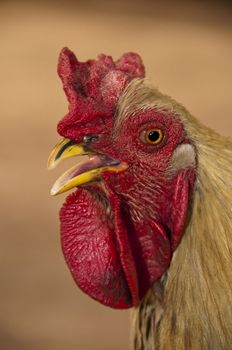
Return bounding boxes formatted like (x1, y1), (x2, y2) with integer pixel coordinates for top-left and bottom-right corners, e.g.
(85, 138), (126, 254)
(83, 135), (99, 144)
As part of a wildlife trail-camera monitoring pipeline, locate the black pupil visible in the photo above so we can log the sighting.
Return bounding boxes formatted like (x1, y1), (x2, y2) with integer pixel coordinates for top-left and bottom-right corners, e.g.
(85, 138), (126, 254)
(148, 130), (160, 142)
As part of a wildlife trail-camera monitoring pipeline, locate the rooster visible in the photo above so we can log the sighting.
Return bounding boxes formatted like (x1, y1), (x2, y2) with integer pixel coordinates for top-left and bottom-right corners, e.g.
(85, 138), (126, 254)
(48, 48), (232, 350)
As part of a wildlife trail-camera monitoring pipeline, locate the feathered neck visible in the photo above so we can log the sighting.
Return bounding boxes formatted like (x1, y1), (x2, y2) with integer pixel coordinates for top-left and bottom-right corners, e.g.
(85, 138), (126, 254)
(131, 121), (232, 349)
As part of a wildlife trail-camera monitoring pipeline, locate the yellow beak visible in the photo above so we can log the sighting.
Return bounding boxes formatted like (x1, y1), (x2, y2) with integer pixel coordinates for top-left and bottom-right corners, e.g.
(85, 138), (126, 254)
(48, 138), (128, 196)
(47, 138), (90, 170)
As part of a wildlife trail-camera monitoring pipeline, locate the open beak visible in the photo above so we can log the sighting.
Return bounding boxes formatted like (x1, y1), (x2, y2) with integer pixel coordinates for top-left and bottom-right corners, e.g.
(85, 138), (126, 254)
(48, 138), (128, 196)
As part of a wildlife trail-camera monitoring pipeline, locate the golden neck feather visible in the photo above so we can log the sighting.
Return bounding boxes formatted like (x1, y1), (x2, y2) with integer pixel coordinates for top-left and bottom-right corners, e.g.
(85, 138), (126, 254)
(132, 109), (232, 350)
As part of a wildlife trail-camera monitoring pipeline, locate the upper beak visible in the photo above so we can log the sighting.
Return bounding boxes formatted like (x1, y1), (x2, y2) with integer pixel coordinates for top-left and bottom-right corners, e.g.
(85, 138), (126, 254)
(48, 138), (128, 196)
(47, 138), (90, 170)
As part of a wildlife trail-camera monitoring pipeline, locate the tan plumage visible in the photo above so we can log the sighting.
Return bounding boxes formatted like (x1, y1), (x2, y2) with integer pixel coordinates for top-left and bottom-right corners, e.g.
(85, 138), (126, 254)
(118, 79), (232, 349)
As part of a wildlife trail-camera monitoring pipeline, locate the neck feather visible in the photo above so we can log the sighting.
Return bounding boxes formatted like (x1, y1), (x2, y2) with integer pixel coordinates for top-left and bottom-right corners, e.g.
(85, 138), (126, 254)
(131, 125), (232, 350)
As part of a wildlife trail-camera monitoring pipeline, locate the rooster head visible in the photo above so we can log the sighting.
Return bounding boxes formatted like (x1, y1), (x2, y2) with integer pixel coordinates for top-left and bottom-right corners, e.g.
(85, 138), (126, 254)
(48, 48), (196, 309)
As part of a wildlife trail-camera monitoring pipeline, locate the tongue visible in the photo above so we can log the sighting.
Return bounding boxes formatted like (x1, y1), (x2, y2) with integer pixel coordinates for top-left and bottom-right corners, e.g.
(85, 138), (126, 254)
(60, 187), (135, 308)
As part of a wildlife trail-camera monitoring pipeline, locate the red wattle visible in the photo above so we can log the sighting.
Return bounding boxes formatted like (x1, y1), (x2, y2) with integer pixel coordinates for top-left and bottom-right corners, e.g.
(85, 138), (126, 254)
(60, 188), (133, 308)
(107, 189), (140, 305)
(59, 169), (194, 309)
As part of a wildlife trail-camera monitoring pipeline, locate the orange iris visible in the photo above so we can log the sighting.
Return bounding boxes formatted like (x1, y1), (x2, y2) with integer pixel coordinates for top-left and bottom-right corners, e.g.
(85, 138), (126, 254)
(145, 128), (164, 145)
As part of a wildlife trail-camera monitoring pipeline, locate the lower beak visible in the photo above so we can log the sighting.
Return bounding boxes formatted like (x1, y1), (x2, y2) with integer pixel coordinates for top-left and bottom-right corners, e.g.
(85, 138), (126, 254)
(48, 138), (127, 196)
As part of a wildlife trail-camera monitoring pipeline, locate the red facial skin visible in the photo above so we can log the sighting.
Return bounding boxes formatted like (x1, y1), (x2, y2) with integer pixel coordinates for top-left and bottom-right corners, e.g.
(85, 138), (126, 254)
(57, 48), (196, 308)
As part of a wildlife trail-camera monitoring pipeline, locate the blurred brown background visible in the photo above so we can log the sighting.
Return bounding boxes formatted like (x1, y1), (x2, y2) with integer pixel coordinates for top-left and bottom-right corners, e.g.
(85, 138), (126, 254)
(1, 1), (232, 349)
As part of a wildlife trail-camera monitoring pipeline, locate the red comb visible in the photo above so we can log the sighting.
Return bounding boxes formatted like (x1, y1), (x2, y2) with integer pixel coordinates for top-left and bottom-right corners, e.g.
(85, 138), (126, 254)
(57, 47), (145, 139)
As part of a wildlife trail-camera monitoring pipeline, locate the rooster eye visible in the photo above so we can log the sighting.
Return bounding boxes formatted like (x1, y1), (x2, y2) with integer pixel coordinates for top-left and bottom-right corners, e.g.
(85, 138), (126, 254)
(140, 128), (164, 145)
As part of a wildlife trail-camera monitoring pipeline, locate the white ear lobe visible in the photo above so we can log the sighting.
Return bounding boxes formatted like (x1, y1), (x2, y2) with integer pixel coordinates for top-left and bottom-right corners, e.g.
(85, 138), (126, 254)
(170, 144), (196, 172)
